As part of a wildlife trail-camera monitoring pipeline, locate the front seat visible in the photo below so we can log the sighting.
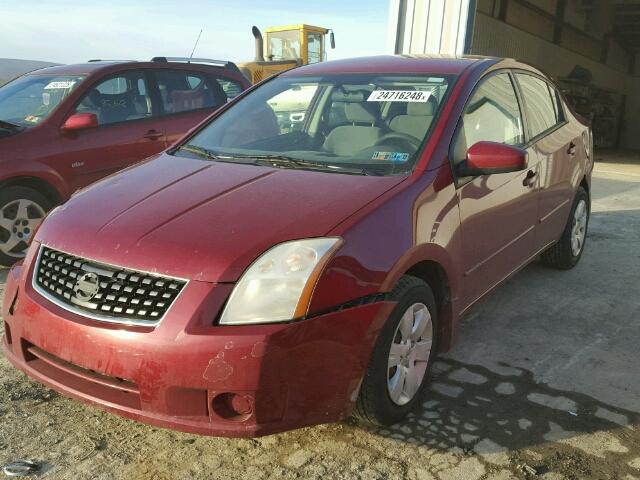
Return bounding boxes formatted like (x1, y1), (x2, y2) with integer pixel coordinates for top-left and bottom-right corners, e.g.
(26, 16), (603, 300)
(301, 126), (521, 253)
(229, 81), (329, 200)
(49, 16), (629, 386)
(324, 102), (383, 156)
(389, 99), (436, 140)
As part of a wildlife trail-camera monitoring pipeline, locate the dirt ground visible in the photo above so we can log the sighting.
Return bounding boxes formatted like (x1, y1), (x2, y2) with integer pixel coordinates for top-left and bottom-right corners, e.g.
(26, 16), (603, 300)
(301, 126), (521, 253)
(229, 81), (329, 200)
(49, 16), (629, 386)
(1, 151), (639, 480)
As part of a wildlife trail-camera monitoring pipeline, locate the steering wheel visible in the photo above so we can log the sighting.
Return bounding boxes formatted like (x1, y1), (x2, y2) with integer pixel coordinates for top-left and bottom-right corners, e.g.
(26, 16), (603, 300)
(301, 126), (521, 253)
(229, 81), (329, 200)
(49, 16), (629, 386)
(375, 132), (421, 151)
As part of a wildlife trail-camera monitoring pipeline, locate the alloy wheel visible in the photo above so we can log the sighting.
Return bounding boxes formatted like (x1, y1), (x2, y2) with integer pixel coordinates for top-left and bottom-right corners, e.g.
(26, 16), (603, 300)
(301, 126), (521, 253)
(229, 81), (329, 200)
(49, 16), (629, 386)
(387, 302), (433, 406)
(571, 199), (588, 256)
(0, 199), (45, 258)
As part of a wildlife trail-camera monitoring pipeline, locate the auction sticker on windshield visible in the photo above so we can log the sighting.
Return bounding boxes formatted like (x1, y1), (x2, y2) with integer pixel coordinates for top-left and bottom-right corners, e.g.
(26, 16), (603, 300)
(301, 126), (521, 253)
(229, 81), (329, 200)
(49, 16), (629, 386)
(367, 90), (431, 102)
(44, 81), (77, 90)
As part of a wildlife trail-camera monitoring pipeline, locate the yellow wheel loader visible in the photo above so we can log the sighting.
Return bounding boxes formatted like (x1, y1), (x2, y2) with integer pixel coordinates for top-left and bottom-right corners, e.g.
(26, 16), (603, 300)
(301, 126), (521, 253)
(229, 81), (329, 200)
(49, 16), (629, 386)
(238, 24), (335, 83)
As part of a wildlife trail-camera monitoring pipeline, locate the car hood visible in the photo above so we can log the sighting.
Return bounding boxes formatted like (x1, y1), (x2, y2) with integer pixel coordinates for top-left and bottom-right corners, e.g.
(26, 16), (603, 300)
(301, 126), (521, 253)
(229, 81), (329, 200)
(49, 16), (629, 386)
(37, 153), (405, 282)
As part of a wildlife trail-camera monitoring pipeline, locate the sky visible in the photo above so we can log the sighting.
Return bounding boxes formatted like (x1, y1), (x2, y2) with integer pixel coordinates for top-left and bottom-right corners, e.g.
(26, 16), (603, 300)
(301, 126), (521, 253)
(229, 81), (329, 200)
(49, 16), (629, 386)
(0, 0), (391, 64)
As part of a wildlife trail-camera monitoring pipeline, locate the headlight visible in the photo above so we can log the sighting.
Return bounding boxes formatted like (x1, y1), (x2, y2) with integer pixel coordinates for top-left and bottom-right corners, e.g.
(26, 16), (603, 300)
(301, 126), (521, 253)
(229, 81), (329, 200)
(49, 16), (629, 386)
(219, 237), (342, 325)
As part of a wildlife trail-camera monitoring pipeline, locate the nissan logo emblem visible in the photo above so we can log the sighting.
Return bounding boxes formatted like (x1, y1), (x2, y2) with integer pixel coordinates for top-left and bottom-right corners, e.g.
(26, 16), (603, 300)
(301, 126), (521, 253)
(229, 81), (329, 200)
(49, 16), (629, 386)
(73, 272), (100, 302)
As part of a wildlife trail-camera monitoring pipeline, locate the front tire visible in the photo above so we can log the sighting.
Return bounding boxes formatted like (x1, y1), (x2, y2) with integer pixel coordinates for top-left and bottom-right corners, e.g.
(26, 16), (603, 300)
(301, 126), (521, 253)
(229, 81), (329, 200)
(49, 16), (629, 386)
(541, 186), (589, 270)
(353, 275), (438, 427)
(0, 186), (51, 267)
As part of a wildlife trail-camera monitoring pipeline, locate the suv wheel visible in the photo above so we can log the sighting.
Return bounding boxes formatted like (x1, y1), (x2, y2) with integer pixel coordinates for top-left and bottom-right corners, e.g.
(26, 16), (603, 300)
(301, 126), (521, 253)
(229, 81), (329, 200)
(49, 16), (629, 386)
(353, 275), (439, 426)
(541, 186), (589, 270)
(0, 186), (51, 266)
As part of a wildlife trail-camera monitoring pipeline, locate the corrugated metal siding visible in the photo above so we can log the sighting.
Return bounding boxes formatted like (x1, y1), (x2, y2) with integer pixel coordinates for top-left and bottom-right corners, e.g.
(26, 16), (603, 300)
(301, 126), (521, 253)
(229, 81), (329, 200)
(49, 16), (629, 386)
(388, 0), (472, 55)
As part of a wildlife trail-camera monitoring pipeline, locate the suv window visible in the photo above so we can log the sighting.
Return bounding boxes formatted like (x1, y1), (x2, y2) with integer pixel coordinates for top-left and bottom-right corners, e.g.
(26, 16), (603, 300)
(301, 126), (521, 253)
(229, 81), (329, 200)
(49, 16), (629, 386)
(453, 73), (524, 165)
(516, 73), (559, 138)
(76, 71), (152, 125)
(154, 70), (237, 115)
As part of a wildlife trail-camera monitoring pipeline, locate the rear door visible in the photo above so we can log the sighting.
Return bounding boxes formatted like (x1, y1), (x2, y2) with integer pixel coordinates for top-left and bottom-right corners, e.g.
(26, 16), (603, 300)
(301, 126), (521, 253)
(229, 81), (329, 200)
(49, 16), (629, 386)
(151, 69), (245, 147)
(514, 73), (579, 251)
(54, 69), (165, 191)
(453, 72), (540, 309)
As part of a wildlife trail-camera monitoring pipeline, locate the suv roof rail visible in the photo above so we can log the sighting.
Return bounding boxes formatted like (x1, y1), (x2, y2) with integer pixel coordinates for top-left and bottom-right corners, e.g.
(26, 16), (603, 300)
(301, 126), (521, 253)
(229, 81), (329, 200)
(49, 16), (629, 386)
(150, 57), (243, 76)
(151, 57), (227, 66)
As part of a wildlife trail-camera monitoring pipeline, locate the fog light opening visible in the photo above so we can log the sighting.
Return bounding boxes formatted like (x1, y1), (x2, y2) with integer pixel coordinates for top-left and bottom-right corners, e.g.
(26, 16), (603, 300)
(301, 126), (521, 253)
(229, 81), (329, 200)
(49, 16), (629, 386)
(211, 393), (253, 421)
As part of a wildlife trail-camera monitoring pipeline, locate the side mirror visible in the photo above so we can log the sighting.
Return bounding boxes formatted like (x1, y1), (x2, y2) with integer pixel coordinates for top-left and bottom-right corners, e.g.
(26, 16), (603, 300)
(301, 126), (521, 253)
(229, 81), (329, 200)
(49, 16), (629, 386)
(329, 31), (335, 49)
(456, 141), (527, 177)
(61, 113), (98, 132)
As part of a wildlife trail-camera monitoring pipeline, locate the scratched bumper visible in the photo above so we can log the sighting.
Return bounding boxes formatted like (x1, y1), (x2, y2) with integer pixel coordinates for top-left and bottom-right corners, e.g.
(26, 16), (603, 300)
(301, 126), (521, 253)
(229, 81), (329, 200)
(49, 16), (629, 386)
(2, 251), (394, 437)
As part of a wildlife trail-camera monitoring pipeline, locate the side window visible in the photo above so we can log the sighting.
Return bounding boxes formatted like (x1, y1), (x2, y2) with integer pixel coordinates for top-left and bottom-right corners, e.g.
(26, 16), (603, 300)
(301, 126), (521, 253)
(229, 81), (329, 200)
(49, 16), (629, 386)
(548, 84), (565, 124)
(453, 73), (524, 165)
(76, 71), (152, 125)
(516, 73), (558, 138)
(215, 78), (243, 101)
(154, 70), (228, 115)
(307, 33), (323, 64)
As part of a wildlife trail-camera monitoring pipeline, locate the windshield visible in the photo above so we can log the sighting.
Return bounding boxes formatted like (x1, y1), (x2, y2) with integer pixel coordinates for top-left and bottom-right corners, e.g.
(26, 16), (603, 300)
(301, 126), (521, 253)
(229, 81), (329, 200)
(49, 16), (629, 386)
(177, 73), (453, 176)
(0, 74), (85, 127)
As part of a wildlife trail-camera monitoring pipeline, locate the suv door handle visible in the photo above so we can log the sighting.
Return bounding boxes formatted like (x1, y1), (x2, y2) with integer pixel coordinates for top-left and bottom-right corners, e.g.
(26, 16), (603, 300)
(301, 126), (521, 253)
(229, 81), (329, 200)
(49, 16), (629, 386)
(143, 129), (163, 140)
(523, 169), (537, 187)
(567, 141), (577, 156)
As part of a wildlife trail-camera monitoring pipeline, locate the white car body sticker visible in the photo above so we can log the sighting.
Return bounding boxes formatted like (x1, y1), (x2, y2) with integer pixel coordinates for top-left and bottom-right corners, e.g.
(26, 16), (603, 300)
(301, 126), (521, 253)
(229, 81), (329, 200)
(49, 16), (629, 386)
(367, 90), (431, 102)
(44, 81), (77, 90)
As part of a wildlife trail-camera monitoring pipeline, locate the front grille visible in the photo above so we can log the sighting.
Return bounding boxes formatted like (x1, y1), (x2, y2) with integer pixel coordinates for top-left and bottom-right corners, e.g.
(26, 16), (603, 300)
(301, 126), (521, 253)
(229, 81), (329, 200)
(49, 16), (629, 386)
(33, 246), (186, 326)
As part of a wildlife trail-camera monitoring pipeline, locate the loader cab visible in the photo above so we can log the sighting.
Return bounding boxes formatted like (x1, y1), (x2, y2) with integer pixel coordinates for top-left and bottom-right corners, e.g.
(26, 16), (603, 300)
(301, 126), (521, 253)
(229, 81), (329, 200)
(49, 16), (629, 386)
(265, 25), (334, 65)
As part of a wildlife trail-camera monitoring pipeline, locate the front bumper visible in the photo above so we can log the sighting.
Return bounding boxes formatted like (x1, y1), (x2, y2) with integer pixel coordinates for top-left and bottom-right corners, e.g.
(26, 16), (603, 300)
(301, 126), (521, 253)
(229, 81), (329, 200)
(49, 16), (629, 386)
(2, 248), (394, 437)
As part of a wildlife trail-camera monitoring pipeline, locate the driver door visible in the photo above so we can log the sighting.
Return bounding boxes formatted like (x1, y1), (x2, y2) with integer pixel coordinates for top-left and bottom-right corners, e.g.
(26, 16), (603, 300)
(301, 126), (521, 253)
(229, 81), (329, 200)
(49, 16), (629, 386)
(453, 72), (540, 309)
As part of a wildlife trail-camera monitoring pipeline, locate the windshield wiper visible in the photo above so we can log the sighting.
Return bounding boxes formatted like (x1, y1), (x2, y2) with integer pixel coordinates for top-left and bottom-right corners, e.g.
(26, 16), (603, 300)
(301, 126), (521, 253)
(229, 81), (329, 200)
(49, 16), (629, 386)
(177, 148), (383, 176)
(0, 120), (24, 132)
(178, 144), (220, 160)
(213, 154), (382, 176)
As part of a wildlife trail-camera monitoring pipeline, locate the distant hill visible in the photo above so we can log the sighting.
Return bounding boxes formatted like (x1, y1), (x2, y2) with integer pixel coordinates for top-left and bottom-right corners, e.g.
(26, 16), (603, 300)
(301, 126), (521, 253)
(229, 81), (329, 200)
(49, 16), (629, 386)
(0, 58), (61, 85)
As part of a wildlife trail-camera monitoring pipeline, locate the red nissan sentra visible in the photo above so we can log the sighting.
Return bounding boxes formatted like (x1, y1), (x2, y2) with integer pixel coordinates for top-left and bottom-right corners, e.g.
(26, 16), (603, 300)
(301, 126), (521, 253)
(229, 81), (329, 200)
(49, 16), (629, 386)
(2, 56), (592, 437)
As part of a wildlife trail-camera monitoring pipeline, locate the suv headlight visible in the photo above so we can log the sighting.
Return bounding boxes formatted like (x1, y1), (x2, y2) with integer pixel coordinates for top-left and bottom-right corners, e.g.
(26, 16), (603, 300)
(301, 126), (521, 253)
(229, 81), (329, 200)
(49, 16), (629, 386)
(219, 237), (342, 325)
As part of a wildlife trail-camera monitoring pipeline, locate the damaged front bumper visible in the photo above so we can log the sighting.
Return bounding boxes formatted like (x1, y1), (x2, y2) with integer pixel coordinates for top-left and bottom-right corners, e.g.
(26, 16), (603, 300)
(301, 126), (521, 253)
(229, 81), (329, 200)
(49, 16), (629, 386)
(1, 249), (394, 437)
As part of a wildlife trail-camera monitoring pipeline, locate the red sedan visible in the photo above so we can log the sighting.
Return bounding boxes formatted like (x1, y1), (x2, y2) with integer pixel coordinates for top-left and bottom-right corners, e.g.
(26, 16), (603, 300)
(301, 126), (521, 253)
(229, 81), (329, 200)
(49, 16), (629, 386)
(2, 55), (592, 437)
(0, 58), (249, 265)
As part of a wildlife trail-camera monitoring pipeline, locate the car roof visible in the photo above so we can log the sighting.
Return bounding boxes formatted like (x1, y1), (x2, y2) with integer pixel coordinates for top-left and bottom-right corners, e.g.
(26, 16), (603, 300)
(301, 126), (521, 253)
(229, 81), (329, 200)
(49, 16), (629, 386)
(281, 55), (500, 77)
(24, 59), (241, 77)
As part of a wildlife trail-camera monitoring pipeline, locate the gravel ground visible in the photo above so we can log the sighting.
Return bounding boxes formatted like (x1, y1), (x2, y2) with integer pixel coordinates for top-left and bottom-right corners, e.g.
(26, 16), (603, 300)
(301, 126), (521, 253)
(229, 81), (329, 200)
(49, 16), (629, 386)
(1, 151), (639, 480)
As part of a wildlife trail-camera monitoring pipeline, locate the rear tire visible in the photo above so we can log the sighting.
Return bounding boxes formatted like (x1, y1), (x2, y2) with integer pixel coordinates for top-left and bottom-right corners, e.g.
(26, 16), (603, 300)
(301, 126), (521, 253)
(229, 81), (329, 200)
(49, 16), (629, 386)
(541, 186), (589, 270)
(353, 275), (439, 427)
(0, 186), (52, 267)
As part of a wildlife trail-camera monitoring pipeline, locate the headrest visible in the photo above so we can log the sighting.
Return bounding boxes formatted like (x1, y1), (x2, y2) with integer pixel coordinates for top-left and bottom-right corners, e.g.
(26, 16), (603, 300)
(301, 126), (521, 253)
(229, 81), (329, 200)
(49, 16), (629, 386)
(345, 102), (378, 124)
(407, 99), (436, 116)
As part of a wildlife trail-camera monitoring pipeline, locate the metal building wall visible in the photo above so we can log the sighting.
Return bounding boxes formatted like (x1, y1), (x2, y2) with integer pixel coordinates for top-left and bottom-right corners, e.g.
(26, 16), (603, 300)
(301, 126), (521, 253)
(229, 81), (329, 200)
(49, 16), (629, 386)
(387, 0), (476, 55)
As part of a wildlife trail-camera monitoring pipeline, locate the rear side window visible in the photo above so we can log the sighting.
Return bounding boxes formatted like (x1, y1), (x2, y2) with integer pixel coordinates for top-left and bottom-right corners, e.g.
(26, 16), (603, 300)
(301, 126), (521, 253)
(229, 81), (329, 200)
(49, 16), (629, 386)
(452, 73), (524, 165)
(154, 70), (239, 115)
(76, 71), (152, 125)
(516, 73), (559, 138)
(216, 79), (243, 100)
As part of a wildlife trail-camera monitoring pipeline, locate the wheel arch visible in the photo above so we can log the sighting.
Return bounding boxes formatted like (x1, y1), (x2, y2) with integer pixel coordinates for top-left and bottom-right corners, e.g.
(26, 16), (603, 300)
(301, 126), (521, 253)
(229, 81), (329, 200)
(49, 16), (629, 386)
(382, 243), (461, 352)
(0, 176), (64, 206)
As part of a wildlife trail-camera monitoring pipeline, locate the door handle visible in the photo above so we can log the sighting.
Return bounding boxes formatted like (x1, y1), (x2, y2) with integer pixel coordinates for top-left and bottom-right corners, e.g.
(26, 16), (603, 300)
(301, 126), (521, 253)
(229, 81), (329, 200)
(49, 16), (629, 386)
(143, 129), (163, 140)
(522, 169), (537, 187)
(567, 141), (577, 156)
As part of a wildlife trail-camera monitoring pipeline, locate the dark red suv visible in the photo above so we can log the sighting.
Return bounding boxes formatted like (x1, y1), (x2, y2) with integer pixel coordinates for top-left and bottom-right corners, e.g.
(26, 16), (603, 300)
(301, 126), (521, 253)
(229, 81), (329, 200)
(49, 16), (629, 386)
(0, 58), (249, 265)
(3, 56), (592, 437)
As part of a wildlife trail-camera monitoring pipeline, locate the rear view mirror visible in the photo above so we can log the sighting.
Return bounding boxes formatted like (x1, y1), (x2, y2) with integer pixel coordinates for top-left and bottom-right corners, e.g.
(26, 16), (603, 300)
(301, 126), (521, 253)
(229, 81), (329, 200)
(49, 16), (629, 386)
(457, 141), (527, 177)
(329, 31), (335, 49)
(61, 113), (98, 132)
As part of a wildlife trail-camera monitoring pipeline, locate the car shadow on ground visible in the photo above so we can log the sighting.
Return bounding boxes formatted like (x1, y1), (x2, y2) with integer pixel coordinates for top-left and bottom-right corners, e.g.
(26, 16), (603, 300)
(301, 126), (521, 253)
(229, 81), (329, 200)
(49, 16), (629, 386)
(364, 358), (639, 478)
